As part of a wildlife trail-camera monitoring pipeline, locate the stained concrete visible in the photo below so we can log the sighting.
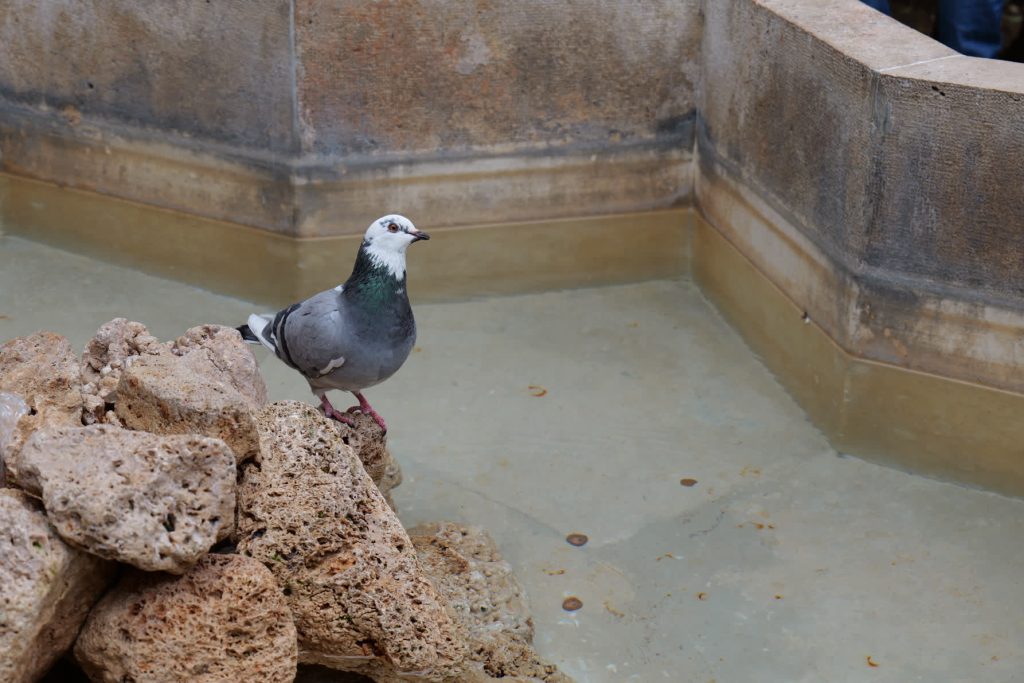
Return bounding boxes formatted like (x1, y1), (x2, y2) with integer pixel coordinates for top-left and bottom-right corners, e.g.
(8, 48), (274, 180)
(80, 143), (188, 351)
(294, 0), (699, 155)
(698, 0), (1024, 396)
(0, 0), (699, 235)
(0, 0), (296, 152)
(1, 235), (1023, 682)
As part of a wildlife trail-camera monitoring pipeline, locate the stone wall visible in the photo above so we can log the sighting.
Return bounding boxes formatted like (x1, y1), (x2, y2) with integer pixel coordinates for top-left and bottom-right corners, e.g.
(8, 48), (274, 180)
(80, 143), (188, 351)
(697, 0), (1024, 394)
(0, 1), (297, 152)
(0, 0), (700, 236)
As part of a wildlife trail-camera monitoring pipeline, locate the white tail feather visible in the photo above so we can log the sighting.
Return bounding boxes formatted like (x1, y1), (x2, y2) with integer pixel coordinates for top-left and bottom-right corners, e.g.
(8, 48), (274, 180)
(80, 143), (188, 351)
(247, 313), (277, 352)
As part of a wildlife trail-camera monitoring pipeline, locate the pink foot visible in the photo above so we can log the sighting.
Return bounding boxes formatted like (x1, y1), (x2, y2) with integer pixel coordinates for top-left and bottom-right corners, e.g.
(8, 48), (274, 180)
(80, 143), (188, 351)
(345, 391), (387, 433)
(319, 394), (355, 427)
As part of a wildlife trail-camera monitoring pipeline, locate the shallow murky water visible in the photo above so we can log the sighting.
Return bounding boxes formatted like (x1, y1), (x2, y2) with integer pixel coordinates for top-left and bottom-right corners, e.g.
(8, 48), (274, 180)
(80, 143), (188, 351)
(3, 234), (1023, 682)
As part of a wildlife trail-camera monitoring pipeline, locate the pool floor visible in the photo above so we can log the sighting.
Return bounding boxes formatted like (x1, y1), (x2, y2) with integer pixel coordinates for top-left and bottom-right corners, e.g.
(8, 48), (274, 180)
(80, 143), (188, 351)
(2, 234), (1022, 682)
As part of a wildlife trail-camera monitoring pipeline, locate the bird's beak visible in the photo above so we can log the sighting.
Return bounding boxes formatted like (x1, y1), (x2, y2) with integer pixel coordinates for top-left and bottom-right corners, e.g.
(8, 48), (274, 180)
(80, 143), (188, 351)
(411, 231), (430, 242)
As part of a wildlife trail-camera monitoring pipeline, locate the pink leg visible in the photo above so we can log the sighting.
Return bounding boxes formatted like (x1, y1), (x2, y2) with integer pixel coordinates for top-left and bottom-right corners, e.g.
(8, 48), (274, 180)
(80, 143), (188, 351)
(319, 394), (355, 426)
(346, 391), (387, 433)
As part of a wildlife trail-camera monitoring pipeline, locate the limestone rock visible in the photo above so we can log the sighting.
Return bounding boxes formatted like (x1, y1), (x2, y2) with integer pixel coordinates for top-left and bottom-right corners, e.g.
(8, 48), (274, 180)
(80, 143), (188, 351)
(116, 353), (259, 463)
(170, 324), (268, 408)
(0, 489), (114, 683)
(13, 425), (235, 573)
(79, 318), (169, 424)
(75, 553), (297, 683)
(0, 393), (29, 487)
(330, 411), (403, 500)
(236, 401), (466, 679)
(408, 523), (572, 683)
(0, 332), (84, 465)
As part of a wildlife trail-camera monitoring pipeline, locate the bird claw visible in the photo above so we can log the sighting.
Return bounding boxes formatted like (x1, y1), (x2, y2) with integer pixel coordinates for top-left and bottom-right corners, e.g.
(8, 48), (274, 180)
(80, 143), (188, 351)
(319, 395), (355, 427)
(348, 406), (388, 433)
(350, 392), (388, 433)
(323, 406), (356, 427)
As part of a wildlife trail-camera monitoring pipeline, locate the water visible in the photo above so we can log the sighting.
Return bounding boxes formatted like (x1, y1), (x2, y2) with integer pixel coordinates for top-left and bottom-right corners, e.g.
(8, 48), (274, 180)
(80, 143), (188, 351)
(2, 234), (1022, 682)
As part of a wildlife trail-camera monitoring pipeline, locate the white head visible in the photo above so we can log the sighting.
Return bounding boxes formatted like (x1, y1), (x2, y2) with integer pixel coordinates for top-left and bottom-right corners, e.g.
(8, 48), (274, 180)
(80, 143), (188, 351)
(361, 214), (430, 279)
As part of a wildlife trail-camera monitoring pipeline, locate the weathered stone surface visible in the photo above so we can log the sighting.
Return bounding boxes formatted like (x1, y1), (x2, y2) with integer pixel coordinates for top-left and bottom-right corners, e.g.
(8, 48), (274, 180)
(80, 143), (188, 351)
(0, 1), (295, 152)
(330, 411), (403, 502)
(698, 0), (1024, 398)
(80, 318), (169, 425)
(12, 425), (235, 573)
(1, 0), (699, 238)
(0, 392), (29, 487)
(170, 324), (268, 409)
(0, 489), (114, 683)
(236, 401), (466, 678)
(116, 353), (259, 464)
(75, 553), (298, 683)
(0, 332), (84, 463)
(408, 523), (571, 683)
(294, 0), (698, 155)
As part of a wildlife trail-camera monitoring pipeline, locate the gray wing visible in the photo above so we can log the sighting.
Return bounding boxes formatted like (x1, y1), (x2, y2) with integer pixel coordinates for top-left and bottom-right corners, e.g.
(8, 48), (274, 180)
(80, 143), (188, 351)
(271, 288), (352, 380)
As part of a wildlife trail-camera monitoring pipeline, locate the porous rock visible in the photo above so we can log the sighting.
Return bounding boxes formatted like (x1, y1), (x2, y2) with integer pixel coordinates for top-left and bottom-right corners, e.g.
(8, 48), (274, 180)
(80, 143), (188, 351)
(12, 425), (235, 573)
(330, 411), (403, 500)
(170, 324), (268, 408)
(0, 393), (29, 487)
(80, 318), (169, 425)
(236, 401), (466, 679)
(75, 553), (298, 683)
(116, 353), (260, 463)
(0, 489), (114, 683)
(408, 523), (572, 683)
(0, 332), (84, 465)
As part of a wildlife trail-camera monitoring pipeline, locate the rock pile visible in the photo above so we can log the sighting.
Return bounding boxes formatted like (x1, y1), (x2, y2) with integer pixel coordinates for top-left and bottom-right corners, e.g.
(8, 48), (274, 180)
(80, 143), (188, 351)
(0, 320), (569, 683)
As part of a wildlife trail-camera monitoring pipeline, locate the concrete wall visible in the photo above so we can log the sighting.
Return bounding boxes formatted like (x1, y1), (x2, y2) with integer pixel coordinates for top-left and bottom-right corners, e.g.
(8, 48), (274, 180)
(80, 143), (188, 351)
(0, 0), (701, 236)
(0, 0), (296, 152)
(293, 0), (697, 156)
(698, 0), (1024, 394)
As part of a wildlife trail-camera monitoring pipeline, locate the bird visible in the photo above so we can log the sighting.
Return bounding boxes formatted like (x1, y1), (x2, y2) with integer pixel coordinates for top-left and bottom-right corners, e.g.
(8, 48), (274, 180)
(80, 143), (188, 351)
(237, 214), (429, 433)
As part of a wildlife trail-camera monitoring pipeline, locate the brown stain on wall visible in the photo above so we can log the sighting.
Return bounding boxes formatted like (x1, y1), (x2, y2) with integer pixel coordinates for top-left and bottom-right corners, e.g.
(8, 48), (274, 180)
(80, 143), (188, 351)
(293, 0), (700, 154)
(0, 0), (296, 151)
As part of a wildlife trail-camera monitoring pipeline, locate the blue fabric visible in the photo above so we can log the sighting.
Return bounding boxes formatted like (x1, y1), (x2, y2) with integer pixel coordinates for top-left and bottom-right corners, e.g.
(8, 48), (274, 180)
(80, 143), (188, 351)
(862, 0), (892, 13)
(862, 0), (1005, 58)
(937, 0), (1006, 58)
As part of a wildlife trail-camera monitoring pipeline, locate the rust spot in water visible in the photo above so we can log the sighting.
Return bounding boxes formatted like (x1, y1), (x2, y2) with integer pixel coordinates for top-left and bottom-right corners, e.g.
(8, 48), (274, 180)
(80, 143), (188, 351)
(866, 656), (879, 668)
(566, 533), (588, 547)
(528, 385), (548, 397)
(680, 478), (698, 487)
(543, 568), (566, 576)
(0, 315), (9, 320)
(60, 104), (81, 127)
(413, 346), (423, 353)
(562, 596), (583, 611)
(603, 601), (624, 618)
(740, 466), (761, 477)
(655, 552), (676, 561)
(696, 592), (707, 601)
(774, 594), (783, 600)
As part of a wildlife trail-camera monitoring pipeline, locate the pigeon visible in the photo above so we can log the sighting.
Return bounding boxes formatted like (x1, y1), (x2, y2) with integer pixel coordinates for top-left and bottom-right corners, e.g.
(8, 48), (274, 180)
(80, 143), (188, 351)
(237, 214), (429, 433)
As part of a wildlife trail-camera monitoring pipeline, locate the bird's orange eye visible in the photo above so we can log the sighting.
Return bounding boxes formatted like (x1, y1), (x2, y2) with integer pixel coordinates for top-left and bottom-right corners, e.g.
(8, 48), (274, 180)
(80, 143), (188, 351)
(387, 222), (399, 233)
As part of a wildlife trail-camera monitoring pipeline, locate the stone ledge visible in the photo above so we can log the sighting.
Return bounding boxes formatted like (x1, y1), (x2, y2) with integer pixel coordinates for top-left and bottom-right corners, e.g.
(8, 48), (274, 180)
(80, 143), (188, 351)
(693, 215), (1024, 497)
(0, 100), (694, 238)
(700, 0), (1024, 301)
(696, 150), (1024, 395)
